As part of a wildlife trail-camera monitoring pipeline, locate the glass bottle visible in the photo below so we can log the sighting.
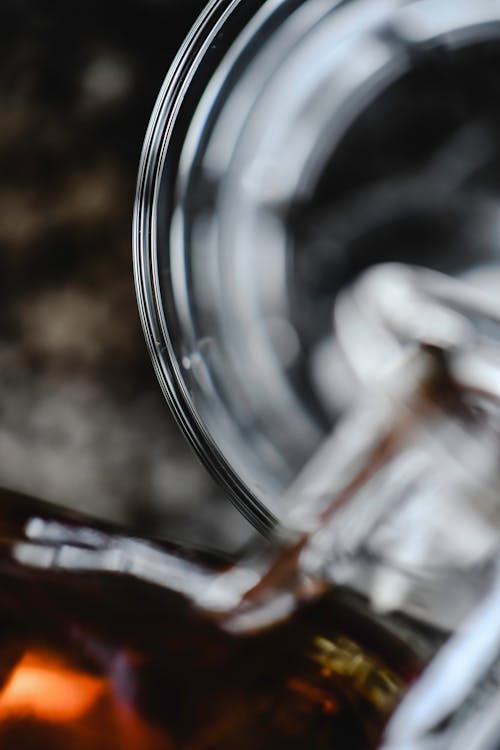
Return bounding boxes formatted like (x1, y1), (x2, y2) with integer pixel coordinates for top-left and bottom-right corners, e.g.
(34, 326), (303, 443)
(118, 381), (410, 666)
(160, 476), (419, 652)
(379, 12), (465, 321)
(0, 485), (427, 750)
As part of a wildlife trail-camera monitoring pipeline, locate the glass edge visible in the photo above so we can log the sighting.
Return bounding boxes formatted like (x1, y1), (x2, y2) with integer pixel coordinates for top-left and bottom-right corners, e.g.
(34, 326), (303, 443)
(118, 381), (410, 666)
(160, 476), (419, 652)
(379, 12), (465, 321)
(132, 0), (278, 536)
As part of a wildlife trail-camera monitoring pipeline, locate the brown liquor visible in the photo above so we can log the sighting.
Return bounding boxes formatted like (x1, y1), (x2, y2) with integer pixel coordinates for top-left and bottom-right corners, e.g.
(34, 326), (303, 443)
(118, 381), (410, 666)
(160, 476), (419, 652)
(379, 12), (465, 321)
(0, 488), (422, 750)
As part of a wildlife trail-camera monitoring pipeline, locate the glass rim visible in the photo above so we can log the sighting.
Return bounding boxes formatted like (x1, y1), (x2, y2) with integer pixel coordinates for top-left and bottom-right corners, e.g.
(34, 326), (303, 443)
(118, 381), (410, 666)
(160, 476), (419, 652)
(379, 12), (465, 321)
(133, 0), (280, 535)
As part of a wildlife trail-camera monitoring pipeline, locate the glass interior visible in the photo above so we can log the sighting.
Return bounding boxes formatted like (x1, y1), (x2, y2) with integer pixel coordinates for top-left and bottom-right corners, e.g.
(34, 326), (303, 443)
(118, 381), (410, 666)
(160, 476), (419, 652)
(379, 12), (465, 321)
(136, 0), (500, 528)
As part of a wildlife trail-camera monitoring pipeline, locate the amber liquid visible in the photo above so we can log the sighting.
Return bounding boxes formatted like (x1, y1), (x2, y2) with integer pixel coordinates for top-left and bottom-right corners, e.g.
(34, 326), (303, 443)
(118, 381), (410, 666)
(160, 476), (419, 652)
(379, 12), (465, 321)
(0, 488), (421, 749)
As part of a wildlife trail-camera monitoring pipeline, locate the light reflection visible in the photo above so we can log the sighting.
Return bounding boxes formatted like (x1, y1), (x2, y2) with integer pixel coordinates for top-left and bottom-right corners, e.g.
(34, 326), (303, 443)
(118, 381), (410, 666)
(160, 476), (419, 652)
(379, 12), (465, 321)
(0, 648), (172, 750)
(0, 651), (103, 722)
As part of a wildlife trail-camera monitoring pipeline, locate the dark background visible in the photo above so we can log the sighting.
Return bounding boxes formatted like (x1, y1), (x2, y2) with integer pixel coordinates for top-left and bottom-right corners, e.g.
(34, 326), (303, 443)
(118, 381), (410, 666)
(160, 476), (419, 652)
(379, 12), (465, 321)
(0, 0), (250, 550)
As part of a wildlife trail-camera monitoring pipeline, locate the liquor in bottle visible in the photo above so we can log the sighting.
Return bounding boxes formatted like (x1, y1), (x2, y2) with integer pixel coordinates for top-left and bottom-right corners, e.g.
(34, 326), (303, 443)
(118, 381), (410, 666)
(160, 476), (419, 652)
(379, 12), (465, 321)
(0, 486), (427, 750)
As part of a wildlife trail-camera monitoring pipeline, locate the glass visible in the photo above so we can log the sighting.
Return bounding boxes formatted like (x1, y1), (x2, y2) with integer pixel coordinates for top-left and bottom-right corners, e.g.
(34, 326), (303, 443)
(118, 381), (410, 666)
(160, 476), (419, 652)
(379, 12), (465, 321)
(134, 0), (500, 530)
(0, 486), (423, 749)
(2, 0), (500, 748)
(133, 0), (500, 748)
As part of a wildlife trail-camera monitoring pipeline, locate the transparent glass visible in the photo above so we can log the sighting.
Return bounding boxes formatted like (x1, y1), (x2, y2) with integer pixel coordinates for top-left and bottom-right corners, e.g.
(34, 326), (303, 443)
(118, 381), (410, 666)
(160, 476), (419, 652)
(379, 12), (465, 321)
(3, 0), (500, 746)
(133, 2), (500, 748)
(134, 0), (500, 532)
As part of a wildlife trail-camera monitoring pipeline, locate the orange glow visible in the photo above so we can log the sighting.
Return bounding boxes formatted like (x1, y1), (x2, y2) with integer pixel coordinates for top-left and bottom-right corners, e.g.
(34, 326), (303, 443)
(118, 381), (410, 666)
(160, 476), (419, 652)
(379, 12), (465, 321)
(0, 651), (104, 723)
(287, 677), (340, 713)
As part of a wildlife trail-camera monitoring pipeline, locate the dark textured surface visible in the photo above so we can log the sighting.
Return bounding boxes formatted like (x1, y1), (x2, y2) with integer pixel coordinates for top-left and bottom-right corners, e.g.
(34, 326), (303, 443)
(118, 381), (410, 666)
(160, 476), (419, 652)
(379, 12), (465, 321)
(0, 0), (250, 548)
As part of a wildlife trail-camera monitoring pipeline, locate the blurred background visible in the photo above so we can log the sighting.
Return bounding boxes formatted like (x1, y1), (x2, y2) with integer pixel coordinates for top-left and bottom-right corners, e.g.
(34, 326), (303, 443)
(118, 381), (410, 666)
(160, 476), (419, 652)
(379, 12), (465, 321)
(0, 0), (250, 549)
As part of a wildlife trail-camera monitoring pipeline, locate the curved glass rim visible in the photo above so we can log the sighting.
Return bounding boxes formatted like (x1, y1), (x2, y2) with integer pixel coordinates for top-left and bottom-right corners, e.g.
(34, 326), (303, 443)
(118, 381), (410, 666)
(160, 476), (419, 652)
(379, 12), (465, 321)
(133, 0), (281, 535)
